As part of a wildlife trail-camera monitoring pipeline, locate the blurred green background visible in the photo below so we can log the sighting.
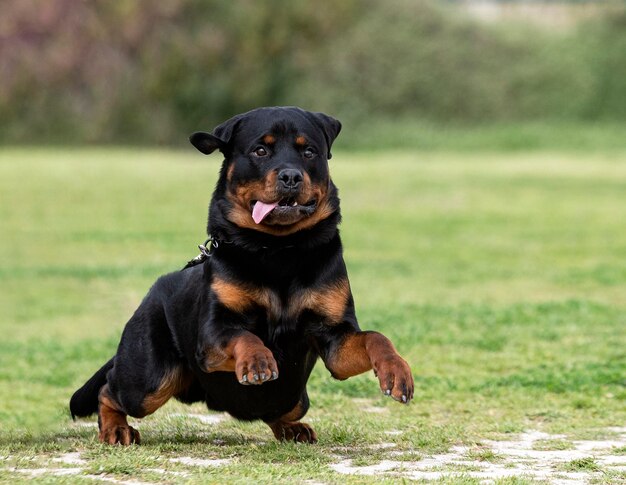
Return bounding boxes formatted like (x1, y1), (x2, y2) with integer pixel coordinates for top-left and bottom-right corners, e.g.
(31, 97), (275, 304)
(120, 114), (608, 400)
(1, 0), (625, 148)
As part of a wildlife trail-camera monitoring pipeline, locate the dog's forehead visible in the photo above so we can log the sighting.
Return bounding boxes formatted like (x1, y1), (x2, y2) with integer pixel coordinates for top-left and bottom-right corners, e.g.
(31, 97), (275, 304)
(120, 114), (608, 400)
(235, 108), (324, 144)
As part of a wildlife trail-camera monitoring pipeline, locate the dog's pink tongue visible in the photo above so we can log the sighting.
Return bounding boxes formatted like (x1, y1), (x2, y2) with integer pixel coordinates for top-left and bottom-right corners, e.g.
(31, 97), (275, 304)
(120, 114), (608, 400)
(252, 201), (279, 224)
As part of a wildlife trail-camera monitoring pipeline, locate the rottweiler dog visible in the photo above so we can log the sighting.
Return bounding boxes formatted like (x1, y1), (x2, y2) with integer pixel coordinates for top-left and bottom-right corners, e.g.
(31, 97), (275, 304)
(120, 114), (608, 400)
(70, 107), (413, 444)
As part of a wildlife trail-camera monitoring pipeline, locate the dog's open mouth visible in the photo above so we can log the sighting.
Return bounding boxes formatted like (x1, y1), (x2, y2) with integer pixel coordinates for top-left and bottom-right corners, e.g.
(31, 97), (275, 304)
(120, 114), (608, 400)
(252, 197), (317, 225)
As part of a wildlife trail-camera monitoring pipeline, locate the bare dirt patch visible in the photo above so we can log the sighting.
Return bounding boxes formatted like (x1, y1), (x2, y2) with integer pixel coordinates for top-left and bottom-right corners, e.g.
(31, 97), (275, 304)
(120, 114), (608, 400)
(330, 428), (626, 482)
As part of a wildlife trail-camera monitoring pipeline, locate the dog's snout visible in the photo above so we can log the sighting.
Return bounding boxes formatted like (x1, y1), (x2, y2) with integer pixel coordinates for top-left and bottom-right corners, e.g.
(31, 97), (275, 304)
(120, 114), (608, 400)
(278, 169), (303, 189)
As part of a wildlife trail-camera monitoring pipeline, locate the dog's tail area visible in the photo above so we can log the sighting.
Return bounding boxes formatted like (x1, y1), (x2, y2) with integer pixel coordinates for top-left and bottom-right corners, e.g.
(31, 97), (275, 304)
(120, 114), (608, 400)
(69, 357), (114, 419)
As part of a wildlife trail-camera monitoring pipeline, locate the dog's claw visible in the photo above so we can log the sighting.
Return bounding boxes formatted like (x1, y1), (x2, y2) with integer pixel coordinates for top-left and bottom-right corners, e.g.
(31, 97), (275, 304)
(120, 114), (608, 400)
(236, 348), (278, 386)
(272, 371), (278, 380)
(374, 354), (414, 404)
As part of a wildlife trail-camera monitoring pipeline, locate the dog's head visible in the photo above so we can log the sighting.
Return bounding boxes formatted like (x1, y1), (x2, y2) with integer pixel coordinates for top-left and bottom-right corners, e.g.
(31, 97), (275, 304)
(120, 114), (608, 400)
(190, 107), (341, 237)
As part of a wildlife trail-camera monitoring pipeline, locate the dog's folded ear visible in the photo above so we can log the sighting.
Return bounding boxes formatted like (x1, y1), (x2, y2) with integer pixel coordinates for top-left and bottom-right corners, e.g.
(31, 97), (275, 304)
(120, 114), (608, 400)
(189, 132), (225, 155)
(190, 114), (243, 155)
(307, 112), (342, 159)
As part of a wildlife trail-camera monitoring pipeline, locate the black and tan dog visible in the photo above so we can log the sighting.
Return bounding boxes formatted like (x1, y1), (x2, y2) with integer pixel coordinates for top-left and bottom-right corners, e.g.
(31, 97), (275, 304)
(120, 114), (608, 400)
(70, 107), (413, 444)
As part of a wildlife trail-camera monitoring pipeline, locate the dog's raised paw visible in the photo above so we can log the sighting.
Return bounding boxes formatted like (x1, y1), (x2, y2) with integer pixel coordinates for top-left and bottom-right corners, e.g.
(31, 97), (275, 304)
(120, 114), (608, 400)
(375, 355), (414, 404)
(236, 348), (279, 385)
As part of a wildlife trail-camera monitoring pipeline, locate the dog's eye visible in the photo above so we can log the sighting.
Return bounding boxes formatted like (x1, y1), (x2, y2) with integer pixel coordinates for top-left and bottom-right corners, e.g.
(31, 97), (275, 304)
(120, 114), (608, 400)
(303, 148), (316, 159)
(252, 147), (268, 157)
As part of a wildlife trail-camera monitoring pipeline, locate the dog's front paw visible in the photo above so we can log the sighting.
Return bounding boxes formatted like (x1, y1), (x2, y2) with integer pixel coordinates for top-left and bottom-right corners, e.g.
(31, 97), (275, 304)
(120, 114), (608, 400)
(236, 347), (279, 385)
(374, 355), (414, 404)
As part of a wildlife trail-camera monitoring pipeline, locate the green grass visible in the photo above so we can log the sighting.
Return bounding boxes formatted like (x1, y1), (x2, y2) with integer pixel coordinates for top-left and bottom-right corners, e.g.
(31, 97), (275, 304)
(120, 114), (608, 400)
(532, 439), (574, 451)
(562, 457), (601, 472)
(0, 147), (625, 482)
(337, 120), (626, 153)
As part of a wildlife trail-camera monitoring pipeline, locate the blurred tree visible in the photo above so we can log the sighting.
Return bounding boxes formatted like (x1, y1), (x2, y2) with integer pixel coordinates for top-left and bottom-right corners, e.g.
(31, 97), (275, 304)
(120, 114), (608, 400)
(0, 0), (623, 145)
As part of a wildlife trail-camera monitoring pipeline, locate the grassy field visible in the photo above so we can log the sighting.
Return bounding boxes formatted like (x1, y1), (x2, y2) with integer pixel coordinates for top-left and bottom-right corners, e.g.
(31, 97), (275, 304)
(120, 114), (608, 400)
(0, 147), (625, 483)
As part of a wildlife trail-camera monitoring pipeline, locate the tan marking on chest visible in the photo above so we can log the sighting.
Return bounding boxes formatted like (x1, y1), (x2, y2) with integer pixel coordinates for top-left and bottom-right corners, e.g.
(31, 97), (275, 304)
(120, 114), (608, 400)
(211, 277), (281, 319)
(290, 278), (350, 323)
(212, 277), (349, 323)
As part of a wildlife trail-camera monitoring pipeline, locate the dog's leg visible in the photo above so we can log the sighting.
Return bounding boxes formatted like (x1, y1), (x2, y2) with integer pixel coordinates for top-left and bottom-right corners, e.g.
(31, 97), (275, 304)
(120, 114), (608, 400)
(323, 331), (414, 404)
(98, 384), (141, 445)
(266, 393), (317, 444)
(198, 331), (279, 385)
(98, 366), (192, 445)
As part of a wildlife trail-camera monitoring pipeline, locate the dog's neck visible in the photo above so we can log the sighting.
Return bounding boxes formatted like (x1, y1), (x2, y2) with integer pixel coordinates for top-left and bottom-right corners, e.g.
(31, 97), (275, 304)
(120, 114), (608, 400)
(208, 209), (341, 254)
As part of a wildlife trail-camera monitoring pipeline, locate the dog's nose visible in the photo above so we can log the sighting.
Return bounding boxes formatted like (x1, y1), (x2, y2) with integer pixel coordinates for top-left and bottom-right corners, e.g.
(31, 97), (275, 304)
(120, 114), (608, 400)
(278, 169), (303, 189)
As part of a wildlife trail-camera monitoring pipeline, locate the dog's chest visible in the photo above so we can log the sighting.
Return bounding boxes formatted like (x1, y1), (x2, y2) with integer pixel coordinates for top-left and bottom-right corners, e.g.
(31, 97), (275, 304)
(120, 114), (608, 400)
(211, 276), (349, 325)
